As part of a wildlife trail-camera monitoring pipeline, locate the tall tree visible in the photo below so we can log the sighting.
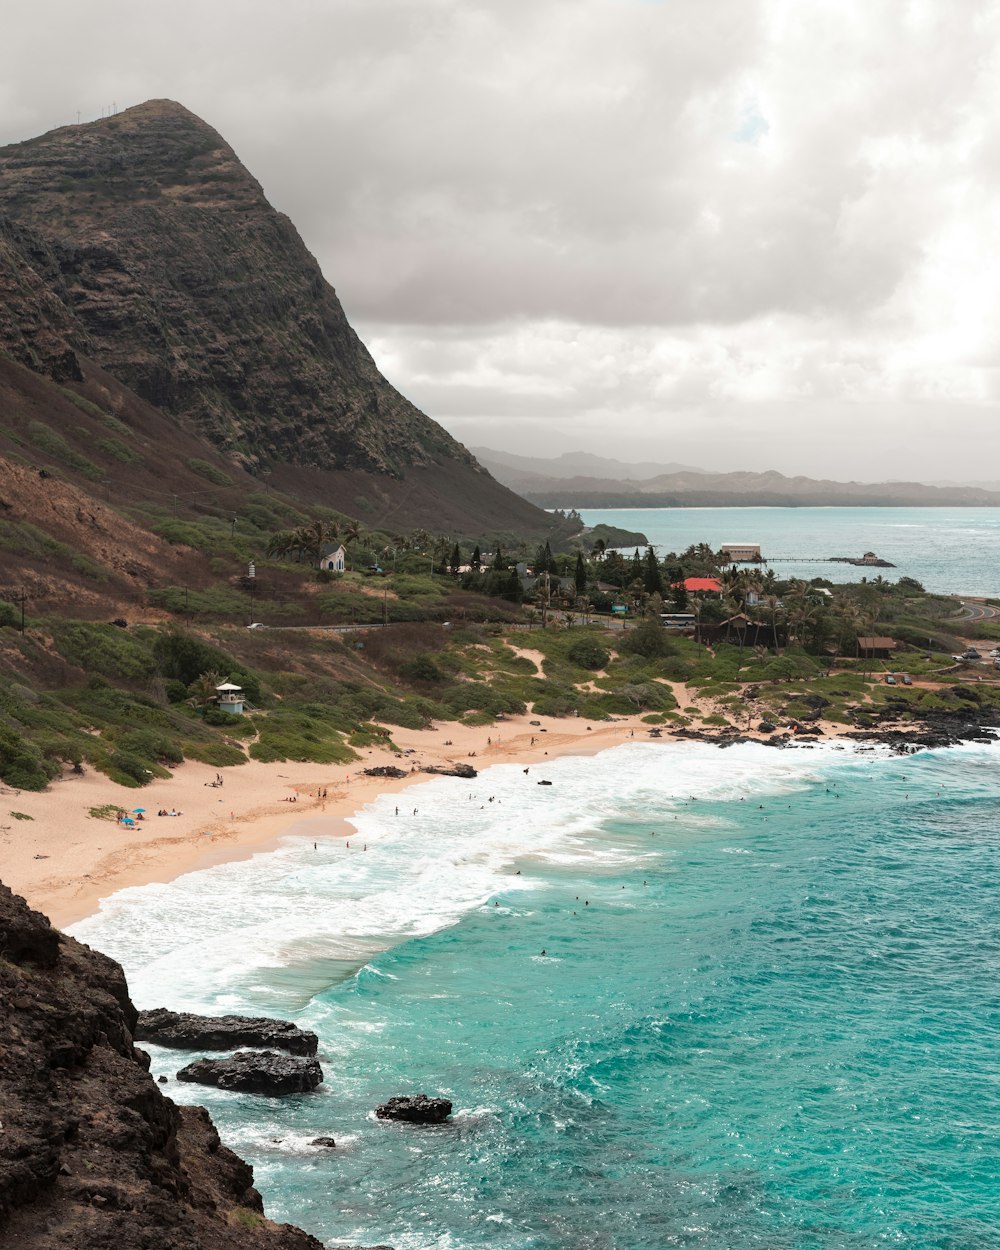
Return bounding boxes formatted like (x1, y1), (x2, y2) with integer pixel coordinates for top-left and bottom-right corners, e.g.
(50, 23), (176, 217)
(574, 551), (588, 593)
(449, 543), (462, 576)
(644, 546), (663, 595)
(471, 544), (482, 571)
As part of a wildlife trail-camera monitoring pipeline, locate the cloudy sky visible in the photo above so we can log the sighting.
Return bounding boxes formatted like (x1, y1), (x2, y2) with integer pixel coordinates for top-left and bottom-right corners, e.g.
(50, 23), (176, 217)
(4, 0), (1000, 480)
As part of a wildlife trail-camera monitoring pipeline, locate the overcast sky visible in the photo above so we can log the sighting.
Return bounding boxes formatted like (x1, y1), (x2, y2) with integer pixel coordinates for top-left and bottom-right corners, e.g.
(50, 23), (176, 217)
(4, 0), (1000, 481)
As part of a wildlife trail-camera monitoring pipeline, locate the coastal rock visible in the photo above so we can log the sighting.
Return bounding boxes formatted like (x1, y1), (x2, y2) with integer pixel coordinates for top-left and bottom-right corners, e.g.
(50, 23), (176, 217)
(309, 1137), (337, 1149)
(136, 1007), (318, 1056)
(422, 764), (477, 779)
(374, 1095), (453, 1124)
(176, 1051), (324, 1096)
(363, 766), (408, 779)
(0, 880), (324, 1248)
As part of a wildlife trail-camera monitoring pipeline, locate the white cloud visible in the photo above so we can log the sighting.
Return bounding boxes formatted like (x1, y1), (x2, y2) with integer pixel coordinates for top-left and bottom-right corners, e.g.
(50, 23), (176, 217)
(3, 0), (1000, 478)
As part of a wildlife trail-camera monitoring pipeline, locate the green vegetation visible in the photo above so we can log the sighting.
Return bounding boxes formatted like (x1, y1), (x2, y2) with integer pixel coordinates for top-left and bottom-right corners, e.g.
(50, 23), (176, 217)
(186, 458), (234, 486)
(26, 421), (104, 480)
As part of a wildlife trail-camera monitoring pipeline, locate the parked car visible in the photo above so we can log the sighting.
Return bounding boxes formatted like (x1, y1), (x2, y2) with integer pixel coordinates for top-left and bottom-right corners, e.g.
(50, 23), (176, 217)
(246, 622), (265, 630)
(901, 674), (912, 685)
(885, 675), (897, 685)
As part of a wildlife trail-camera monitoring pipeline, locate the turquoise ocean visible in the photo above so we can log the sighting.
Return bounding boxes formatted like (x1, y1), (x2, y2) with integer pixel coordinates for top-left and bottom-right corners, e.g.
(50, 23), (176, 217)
(70, 738), (1000, 1250)
(577, 506), (1000, 597)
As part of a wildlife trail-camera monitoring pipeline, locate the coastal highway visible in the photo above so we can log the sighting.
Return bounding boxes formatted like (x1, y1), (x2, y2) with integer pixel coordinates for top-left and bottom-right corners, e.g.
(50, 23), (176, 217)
(956, 598), (999, 623)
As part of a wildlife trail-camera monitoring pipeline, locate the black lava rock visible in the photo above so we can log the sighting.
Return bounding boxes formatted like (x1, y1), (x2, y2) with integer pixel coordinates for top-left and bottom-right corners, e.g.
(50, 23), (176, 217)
(176, 1051), (324, 1096)
(375, 1094), (453, 1124)
(137, 1008), (318, 1056)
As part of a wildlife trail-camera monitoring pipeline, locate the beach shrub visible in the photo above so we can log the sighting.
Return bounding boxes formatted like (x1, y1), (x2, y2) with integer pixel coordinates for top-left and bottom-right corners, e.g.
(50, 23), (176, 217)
(0, 600), (18, 628)
(51, 623), (154, 681)
(567, 637), (610, 670)
(619, 618), (672, 659)
(184, 742), (247, 767)
(0, 725), (58, 790)
(88, 804), (121, 821)
(400, 654), (444, 683)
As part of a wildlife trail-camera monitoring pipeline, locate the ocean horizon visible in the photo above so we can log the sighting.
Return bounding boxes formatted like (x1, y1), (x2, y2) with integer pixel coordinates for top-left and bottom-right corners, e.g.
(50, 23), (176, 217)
(70, 735), (1000, 1250)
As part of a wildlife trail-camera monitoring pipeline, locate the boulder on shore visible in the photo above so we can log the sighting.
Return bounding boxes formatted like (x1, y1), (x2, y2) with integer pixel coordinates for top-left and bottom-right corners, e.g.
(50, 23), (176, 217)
(422, 763), (477, 779)
(177, 1051), (324, 1096)
(375, 1094), (453, 1124)
(136, 1007), (318, 1055)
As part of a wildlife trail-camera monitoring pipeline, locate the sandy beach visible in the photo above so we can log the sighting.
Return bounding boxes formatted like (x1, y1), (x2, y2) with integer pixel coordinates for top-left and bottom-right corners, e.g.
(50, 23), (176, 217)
(2, 711), (676, 928)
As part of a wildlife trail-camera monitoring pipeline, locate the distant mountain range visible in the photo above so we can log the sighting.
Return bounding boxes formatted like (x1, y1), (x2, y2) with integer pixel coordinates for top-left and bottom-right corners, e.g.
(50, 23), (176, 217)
(470, 448), (707, 481)
(474, 449), (1000, 508)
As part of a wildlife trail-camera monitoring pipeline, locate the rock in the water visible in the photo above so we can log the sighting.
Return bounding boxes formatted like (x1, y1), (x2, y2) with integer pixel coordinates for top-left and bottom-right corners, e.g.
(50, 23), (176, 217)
(310, 1137), (337, 1148)
(177, 1051), (324, 1096)
(375, 1094), (453, 1124)
(137, 1007), (318, 1055)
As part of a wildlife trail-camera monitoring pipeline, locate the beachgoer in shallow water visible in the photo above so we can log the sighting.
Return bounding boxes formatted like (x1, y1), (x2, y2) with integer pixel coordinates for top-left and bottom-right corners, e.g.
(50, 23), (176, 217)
(540, 949), (547, 957)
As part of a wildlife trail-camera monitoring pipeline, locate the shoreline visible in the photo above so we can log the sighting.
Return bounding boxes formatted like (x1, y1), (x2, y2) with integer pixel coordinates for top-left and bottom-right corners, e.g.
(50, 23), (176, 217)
(4, 701), (993, 930)
(2, 712), (676, 929)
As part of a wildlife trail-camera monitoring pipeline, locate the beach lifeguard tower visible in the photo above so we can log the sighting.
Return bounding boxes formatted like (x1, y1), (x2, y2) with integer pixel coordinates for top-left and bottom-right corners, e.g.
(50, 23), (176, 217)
(215, 681), (244, 715)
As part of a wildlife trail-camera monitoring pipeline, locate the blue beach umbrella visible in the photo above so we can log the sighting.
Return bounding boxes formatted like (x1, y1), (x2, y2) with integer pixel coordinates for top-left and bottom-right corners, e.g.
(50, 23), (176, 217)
(132, 808), (146, 813)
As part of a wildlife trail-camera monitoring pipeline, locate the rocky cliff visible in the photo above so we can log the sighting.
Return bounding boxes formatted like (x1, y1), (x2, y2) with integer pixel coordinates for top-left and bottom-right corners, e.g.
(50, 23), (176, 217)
(0, 101), (546, 533)
(0, 881), (324, 1249)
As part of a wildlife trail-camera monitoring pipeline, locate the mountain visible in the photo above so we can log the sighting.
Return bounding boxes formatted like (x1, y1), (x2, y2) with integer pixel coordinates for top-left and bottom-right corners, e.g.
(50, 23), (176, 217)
(472, 447), (706, 484)
(0, 100), (545, 534)
(480, 461), (1000, 508)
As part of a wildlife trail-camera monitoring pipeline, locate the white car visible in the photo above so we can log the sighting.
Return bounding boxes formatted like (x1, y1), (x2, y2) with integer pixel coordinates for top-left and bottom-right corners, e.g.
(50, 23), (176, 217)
(246, 622), (265, 630)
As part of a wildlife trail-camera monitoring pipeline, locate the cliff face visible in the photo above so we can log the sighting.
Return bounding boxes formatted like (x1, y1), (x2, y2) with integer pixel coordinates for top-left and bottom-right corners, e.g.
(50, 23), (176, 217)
(0, 101), (467, 477)
(0, 882), (323, 1250)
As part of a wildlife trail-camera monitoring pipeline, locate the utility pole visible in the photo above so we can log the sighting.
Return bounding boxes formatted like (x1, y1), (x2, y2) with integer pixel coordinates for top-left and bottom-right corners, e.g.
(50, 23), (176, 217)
(231, 515), (237, 539)
(247, 561), (256, 626)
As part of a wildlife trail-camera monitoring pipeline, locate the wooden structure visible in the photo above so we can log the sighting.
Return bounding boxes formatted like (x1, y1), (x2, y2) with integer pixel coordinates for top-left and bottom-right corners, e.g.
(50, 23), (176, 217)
(857, 635), (895, 659)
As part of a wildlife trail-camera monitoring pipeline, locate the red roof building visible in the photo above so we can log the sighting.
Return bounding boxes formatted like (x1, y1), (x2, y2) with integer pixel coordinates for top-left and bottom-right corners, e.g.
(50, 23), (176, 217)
(673, 577), (722, 594)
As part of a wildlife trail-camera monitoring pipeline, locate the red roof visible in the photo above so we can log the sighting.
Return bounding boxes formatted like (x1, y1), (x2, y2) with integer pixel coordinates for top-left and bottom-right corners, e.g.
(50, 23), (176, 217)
(674, 577), (722, 593)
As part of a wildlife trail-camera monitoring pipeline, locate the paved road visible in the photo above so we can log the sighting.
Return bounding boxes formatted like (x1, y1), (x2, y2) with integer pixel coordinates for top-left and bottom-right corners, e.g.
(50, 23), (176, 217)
(956, 599), (999, 623)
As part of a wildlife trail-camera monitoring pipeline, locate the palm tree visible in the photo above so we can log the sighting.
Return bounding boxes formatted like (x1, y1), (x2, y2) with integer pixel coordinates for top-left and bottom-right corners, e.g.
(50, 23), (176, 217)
(265, 529), (300, 561)
(294, 520), (340, 567)
(341, 519), (365, 570)
(187, 670), (223, 708)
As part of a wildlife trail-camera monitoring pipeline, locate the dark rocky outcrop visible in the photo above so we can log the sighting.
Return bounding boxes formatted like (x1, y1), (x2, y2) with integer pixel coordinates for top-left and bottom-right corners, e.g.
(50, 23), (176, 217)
(374, 1095), (453, 1124)
(176, 1052), (324, 1097)
(309, 1138), (337, 1149)
(136, 1008), (318, 1056)
(363, 766), (408, 779)
(0, 881), (324, 1248)
(422, 764), (477, 779)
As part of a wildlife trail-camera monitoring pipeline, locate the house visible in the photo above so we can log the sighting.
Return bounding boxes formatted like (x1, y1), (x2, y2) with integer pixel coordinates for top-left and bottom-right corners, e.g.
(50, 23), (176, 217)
(215, 682), (245, 715)
(318, 543), (346, 572)
(720, 543), (762, 563)
(674, 576), (723, 595)
(857, 635), (896, 659)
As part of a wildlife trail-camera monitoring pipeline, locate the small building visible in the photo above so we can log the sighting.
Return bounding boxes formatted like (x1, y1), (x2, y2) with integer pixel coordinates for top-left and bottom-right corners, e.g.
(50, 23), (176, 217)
(720, 543), (762, 563)
(318, 543), (346, 572)
(215, 682), (245, 715)
(674, 576), (723, 595)
(857, 635), (896, 659)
